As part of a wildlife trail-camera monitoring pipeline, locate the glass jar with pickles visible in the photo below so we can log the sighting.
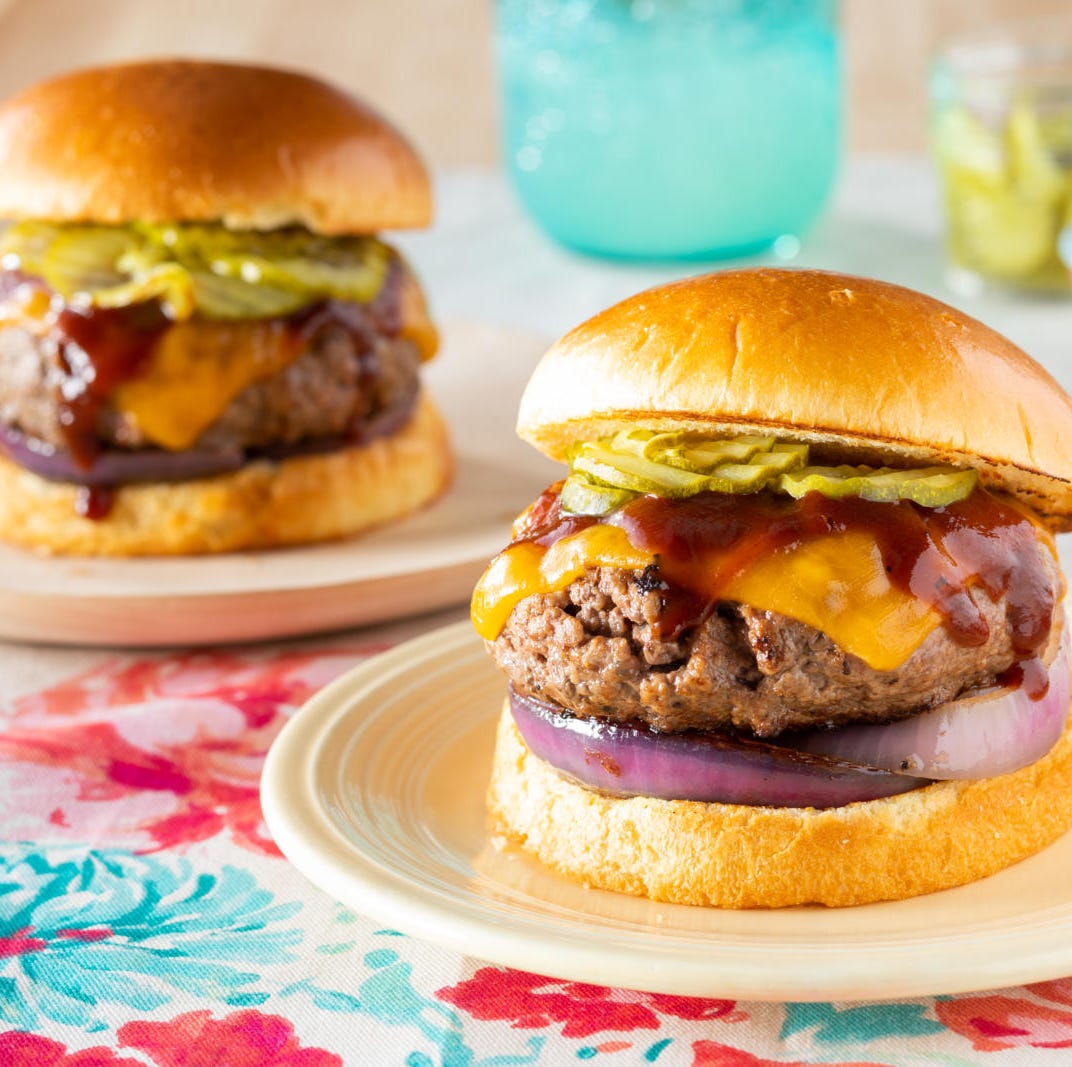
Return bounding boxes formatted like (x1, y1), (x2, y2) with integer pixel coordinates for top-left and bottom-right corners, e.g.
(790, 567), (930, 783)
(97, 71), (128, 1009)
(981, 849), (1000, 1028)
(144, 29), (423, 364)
(931, 26), (1072, 295)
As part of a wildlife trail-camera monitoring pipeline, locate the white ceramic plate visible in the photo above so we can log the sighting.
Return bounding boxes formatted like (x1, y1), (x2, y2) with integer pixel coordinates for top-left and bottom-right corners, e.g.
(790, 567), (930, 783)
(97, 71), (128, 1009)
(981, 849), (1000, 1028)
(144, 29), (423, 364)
(0, 322), (556, 646)
(261, 620), (1072, 1002)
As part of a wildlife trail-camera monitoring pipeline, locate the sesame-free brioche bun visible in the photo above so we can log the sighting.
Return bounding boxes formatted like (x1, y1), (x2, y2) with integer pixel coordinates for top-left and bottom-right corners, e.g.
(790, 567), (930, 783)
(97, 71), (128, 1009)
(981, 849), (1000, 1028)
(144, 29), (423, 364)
(0, 393), (451, 556)
(488, 700), (1072, 908)
(0, 59), (430, 233)
(517, 269), (1072, 530)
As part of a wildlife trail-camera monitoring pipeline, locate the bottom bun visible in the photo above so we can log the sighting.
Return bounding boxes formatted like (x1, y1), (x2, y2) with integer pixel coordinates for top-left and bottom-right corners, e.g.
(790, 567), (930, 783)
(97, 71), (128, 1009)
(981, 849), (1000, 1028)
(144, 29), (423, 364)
(0, 392), (452, 556)
(487, 700), (1072, 908)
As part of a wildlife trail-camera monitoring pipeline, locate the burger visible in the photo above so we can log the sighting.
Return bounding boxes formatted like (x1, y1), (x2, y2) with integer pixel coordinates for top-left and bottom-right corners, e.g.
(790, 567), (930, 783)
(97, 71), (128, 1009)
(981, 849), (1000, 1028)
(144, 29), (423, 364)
(471, 269), (1072, 908)
(0, 59), (448, 555)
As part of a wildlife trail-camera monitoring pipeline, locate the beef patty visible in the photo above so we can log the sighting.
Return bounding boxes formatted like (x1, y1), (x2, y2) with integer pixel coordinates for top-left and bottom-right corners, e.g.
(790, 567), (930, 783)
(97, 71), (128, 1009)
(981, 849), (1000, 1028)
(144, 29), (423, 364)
(491, 550), (1061, 738)
(0, 314), (420, 457)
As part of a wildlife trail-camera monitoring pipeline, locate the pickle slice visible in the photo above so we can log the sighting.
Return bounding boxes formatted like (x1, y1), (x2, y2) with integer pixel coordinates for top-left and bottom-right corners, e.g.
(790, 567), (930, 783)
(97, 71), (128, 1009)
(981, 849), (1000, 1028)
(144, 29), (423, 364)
(671, 435), (777, 471)
(569, 436), (809, 500)
(606, 428), (785, 473)
(91, 263), (197, 319)
(952, 184), (1058, 278)
(560, 473), (637, 516)
(780, 465), (978, 507)
(935, 107), (1006, 192)
(1007, 102), (1066, 202)
(561, 432), (977, 513)
(92, 261), (305, 320)
(936, 100), (1071, 287)
(572, 442), (715, 497)
(208, 245), (388, 303)
(189, 271), (309, 319)
(702, 462), (782, 493)
(0, 220), (392, 320)
(40, 226), (129, 292)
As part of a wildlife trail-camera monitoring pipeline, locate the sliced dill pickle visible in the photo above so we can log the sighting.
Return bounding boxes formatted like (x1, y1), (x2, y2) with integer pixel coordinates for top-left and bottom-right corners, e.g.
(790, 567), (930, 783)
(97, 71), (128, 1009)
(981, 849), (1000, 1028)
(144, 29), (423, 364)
(606, 428), (660, 461)
(560, 474), (637, 516)
(951, 185), (1057, 278)
(1007, 102), (1066, 202)
(92, 263), (198, 319)
(0, 222), (128, 295)
(637, 431), (688, 457)
(572, 442), (714, 497)
(702, 462), (780, 493)
(755, 443), (809, 472)
(570, 437), (808, 498)
(42, 227), (129, 293)
(564, 430), (975, 509)
(671, 435), (776, 471)
(0, 220), (393, 320)
(780, 465), (978, 506)
(935, 107), (1006, 193)
(878, 468), (979, 506)
(605, 429), (790, 474)
(937, 101), (1071, 288)
(189, 272), (309, 319)
(0, 219), (56, 268)
(216, 253), (388, 303)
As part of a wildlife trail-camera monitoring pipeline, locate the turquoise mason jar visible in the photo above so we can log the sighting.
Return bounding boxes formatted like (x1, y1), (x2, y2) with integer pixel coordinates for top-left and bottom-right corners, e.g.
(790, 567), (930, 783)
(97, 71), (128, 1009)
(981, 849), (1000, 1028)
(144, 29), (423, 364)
(496, 0), (842, 259)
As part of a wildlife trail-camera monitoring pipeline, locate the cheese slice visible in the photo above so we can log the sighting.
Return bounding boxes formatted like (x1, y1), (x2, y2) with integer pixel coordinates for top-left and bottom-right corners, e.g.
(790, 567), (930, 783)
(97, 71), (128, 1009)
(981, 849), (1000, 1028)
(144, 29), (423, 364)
(112, 318), (297, 450)
(471, 526), (651, 644)
(111, 272), (438, 452)
(721, 531), (939, 671)
(397, 265), (439, 363)
(471, 523), (940, 671)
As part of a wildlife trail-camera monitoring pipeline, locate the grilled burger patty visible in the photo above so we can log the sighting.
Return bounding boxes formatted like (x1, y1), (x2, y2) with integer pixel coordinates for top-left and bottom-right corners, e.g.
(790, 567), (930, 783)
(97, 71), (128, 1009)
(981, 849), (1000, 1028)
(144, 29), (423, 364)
(0, 311), (420, 457)
(491, 552), (1062, 738)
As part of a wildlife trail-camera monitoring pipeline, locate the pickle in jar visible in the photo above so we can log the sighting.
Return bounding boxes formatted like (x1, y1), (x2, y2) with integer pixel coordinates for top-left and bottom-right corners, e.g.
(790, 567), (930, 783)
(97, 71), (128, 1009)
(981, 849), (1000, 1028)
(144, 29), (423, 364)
(936, 97), (1072, 289)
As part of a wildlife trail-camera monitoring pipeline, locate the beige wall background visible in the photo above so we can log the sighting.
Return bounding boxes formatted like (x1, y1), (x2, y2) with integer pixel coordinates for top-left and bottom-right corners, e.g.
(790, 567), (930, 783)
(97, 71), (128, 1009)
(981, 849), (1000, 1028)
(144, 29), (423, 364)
(0, 0), (1067, 165)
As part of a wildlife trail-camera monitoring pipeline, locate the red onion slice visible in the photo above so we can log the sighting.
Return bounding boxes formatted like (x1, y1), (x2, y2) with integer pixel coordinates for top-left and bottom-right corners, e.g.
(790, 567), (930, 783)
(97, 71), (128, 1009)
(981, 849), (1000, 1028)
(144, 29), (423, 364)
(509, 689), (928, 809)
(793, 618), (1071, 779)
(0, 423), (244, 486)
(0, 385), (416, 488)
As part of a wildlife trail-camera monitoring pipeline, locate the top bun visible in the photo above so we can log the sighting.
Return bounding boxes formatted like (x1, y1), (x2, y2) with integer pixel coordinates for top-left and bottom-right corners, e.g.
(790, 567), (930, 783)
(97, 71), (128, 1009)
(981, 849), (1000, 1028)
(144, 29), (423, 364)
(518, 269), (1072, 530)
(0, 59), (430, 233)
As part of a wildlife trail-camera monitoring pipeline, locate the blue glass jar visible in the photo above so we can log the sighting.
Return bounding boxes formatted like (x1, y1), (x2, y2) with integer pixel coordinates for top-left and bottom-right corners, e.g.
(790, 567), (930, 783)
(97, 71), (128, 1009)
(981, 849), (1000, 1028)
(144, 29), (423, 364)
(496, 0), (842, 260)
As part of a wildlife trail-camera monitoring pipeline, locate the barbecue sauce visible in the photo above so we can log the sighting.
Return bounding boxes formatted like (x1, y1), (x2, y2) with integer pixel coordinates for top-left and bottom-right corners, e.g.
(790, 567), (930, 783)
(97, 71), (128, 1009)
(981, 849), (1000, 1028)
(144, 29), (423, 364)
(509, 485), (1058, 680)
(1, 258), (412, 519)
(55, 301), (170, 468)
(74, 484), (116, 521)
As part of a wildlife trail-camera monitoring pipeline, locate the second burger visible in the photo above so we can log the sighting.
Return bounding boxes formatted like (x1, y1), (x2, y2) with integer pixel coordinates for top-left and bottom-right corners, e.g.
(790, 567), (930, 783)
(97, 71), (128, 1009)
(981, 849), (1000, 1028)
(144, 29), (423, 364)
(0, 59), (448, 554)
(473, 268), (1072, 908)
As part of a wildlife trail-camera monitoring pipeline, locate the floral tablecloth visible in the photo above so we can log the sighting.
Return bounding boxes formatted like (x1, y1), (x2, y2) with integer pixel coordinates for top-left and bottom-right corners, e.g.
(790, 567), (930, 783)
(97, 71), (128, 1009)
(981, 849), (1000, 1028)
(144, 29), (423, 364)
(2, 606), (1071, 1067)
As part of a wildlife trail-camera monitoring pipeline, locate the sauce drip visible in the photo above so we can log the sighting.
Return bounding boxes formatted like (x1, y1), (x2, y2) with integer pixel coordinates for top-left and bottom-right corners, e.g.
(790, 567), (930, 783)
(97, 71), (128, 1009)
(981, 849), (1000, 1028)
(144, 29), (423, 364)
(55, 302), (170, 468)
(74, 484), (115, 521)
(512, 486), (1057, 667)
(49, 256), (406, 469)
(997, 656), (1050, 700)
(1, 257), (408, 519)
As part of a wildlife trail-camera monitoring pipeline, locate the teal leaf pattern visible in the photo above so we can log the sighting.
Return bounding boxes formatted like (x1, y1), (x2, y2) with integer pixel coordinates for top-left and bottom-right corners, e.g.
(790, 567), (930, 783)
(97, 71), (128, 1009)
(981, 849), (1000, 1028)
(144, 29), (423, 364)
(781, 1001), (945, 1043)
(0, 844), (301, 1030)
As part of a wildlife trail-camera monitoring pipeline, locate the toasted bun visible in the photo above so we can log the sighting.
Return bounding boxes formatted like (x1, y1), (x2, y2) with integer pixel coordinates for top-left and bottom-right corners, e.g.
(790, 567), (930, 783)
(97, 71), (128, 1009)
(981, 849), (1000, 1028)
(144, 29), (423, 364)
(0, 59), (430, 233)
(488, 702), (1072, 908)
(0, 393), (450, 556)
(518, 270), (1072, 531)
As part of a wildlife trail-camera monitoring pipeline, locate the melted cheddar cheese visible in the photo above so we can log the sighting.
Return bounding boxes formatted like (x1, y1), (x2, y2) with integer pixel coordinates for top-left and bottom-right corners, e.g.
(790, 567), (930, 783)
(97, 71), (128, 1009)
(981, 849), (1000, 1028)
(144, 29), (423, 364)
(471, 523), (941, 672)
(111, 274), (439, 451)
(0, 260), (438, 454)
(112, 319), (297, 450)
